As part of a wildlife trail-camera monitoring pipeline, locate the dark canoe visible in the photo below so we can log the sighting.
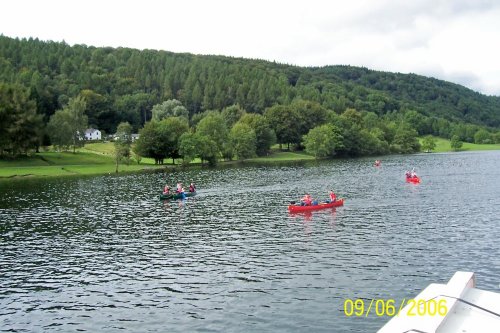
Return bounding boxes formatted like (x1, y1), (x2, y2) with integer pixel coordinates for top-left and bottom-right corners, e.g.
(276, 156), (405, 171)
(288, 199), (344, 213)
(159, 191), (197, 200)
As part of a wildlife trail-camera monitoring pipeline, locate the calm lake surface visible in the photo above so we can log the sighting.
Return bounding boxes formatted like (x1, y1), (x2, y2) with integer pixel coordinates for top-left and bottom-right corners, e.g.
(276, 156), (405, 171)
(1, 151), (500, 332)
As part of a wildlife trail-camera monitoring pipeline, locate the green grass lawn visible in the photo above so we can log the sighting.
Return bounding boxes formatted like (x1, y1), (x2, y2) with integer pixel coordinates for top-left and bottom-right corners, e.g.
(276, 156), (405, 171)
(81, 142), (116, 155)
(420, 136), (500, 153)
(81, 142), (159, 165)
(3, 138), (498, 179)
(0, 155), (50, 167)
(0, 147), (162, 178)
(460, 141), (500, 151)
(0, 142), (316, 178)
(40, 151), (114, 164)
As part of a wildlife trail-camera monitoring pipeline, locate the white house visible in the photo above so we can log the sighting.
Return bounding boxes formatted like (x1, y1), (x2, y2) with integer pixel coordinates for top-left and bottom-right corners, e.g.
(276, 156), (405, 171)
(85, 128), (101, 141)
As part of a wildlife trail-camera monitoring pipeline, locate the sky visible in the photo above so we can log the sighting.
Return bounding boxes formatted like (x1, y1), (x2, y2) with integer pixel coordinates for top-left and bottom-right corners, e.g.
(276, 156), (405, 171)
(1, 0), (500, 96)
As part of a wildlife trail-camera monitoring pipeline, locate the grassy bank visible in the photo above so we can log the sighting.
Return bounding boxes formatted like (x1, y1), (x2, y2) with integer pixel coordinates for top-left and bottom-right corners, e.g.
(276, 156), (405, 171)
(0, 143), (314, 179)
(420, 137), (500, 153)
(2, 138), (500, 179)
(0, 150), (162, 178)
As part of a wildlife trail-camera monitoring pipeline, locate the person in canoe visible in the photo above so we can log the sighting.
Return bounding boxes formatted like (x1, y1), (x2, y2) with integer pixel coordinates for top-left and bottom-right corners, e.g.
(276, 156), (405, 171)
(300, 193), (313, 206)
(410, 168), (418, 178)
(163, 185), (171, 194)
(405, 170), (411, 179)
(327, 190), (336, 203)
(189, 182), (196, 192)
(374, 160), (381, 167)
(176, 182), (182, 193)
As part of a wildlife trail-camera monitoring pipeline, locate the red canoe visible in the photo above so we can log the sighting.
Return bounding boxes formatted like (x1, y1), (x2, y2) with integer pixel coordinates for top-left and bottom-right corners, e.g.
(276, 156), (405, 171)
(288, 199), (344, 213)
(406, 176), (421, 184)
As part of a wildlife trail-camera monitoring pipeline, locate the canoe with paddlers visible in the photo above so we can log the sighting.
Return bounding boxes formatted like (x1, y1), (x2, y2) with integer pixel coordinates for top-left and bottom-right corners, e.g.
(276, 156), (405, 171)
(288, 199), (344, 213)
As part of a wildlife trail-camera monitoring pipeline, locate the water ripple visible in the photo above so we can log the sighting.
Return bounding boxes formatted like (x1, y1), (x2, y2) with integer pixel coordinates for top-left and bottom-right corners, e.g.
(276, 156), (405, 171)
(1, 151), (500, 332)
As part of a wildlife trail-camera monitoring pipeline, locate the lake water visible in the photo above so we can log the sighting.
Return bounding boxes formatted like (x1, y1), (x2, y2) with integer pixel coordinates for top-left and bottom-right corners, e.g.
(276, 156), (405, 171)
(1, 151), (499, 332)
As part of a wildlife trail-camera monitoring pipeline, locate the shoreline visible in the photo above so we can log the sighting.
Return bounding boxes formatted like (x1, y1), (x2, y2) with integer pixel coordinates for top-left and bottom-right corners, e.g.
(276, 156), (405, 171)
(1, 141), (500, 180)
(0, 151), (313, 180)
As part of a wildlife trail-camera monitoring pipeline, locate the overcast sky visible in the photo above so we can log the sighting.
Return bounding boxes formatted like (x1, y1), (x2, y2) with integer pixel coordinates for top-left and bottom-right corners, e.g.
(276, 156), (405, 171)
(2, 0), (500, 96)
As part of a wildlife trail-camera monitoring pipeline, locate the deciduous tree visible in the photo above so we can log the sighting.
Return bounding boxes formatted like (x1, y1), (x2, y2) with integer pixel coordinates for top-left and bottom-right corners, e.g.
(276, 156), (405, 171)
(114, 121), (132, 172)
(230, 123), (256, 160)
(196, 112), (228, 157)
(158, 117), (189, 164)
(450, 135), (463, 151)
(421, 136), (437, 152)
(239, 113), (276, 156)
(47, 96), (88, 153)
(264, 105), (301, 150)
(303, 124), (343, 158)
(152, 99), (189, 121)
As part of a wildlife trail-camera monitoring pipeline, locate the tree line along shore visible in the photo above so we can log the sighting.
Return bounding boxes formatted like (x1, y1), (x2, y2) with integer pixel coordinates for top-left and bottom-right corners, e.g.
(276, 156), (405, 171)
(1, 138), (499, 179)
(1, 35), (500, 177)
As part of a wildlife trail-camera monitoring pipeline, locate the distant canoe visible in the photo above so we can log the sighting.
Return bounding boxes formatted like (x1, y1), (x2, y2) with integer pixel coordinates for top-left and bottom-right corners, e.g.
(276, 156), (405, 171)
(406, 177), (421, 184)
(288, 199), (344, 213)
(159, 191), (196, 200)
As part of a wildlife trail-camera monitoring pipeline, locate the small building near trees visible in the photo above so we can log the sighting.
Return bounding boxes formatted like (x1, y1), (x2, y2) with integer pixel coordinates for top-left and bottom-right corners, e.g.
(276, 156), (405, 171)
(84, 128), (101, 140)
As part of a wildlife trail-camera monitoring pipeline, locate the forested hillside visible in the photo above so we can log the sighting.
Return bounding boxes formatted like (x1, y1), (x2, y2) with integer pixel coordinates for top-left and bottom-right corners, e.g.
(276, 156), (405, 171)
(309, 66), (500, 126)
(1, 35), (500, 160)
(1, 35), (499, 133)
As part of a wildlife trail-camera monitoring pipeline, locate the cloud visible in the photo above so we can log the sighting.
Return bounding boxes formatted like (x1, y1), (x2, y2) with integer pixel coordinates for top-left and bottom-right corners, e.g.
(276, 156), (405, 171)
(1, 0), (500, 95)
(273, 0), (500, 95)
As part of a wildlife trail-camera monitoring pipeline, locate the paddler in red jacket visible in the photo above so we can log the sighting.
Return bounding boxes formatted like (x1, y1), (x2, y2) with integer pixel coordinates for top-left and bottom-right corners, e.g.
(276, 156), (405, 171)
(301, 194), (312, 206)
(328, 190), (336, 203)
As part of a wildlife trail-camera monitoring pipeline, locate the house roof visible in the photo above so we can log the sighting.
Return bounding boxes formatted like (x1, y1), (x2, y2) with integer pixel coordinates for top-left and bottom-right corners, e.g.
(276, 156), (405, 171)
(85, 128), (100, 134)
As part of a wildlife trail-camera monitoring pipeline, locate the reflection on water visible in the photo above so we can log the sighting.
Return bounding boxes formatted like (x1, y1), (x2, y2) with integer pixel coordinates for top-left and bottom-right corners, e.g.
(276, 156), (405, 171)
(288, 209), (338, 235)
(1, 151), (500, 332)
